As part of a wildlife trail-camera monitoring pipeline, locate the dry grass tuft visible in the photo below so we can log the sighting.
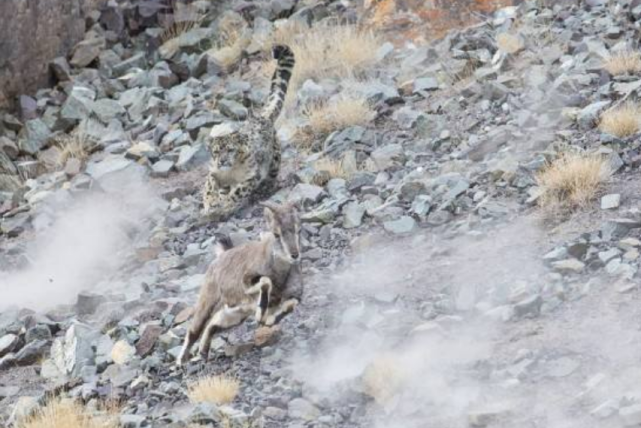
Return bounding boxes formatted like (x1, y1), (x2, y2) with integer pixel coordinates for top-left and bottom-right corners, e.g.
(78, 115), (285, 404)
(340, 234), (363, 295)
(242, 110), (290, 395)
(206, 13), (250, 71)
(453, 59), (479, 85)
(295, 96), (374, 151)
(16, 398), (119, 428)
(313, 152), (359, 182)
(314, 157), (349, 181)
(599, 102), (641, 138)
(269, 21), (382, 90)
(54, 132), (93, 169)
(188, 375), (240, 405)
(217, 12), (249, 47)
(603, 51), (641, 76)
(208, 41), (247, 71)
(305, 97), (375, 135)
(535, 152), (610, 211)
(361, 355), (407, 405)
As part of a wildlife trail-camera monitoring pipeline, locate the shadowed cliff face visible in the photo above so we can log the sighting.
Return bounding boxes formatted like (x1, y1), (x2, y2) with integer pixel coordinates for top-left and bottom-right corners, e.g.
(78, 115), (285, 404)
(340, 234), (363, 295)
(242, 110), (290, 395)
(0, 0), (87, 107)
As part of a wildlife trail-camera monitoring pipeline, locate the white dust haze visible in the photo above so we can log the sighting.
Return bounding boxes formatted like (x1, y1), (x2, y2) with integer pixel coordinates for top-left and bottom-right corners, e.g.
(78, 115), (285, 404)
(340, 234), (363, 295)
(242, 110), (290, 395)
(0, 166), (164, 311)
(289, 222), (540, 425)
(288, 218), (641, 428)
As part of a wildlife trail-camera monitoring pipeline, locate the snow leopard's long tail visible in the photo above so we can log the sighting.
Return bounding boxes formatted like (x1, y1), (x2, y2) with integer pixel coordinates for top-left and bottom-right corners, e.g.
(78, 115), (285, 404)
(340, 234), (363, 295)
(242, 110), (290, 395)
(261, 44), (295, 122)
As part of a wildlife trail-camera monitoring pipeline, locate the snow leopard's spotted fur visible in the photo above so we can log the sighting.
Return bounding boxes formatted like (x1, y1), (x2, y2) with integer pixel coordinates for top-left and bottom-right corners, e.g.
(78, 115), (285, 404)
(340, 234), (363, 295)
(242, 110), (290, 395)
(201, 45), (295, 221)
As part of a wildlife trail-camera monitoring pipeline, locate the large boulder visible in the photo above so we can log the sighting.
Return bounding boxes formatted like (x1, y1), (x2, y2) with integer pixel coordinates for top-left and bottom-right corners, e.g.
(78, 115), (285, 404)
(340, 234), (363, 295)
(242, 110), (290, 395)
(70, 36), (106, 68)
(18, 119), (52, 155)
(0, 0), (93, 107)
(51, 322), (98, 377)
(85, 155), (149, 193)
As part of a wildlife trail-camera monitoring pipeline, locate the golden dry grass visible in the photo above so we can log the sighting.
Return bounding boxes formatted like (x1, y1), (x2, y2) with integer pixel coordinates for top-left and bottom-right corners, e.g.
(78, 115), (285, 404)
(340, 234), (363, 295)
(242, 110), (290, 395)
(268, 21), (382, 91)
(16, 398), (119, 428)
(206, 13), (250, 71)
(294, 96), (374, 151)
(603, 51), (641, 76)
(54, 132), (92, 169)
(215, 12), (248, 47)
(208, 42), (247, 71)
(314, 157), (349, 180)
(313, 152), (359, 182)
(361, 355), (407, 405)
(187, 375), (240, 405)
(303, 97), (375, 135)
(599, 102), (641, 138)
(535, 152), (611, 211)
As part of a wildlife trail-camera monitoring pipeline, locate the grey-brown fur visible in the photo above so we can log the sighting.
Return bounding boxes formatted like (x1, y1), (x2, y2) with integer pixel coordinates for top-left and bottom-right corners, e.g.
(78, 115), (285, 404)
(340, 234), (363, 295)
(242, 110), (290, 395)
(177, 201), (303, 366)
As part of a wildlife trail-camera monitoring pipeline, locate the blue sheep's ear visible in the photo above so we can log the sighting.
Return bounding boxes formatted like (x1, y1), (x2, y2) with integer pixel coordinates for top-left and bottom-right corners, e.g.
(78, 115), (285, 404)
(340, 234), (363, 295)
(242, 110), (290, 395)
(261, 203), (277, 227)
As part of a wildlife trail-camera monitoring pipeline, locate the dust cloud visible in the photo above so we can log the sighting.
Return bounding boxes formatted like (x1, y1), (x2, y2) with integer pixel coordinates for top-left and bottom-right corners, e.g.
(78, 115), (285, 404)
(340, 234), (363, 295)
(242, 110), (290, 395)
(0, 169), (164, 311)
(288, 218), (597, 427)
(288, 210), (641, 428)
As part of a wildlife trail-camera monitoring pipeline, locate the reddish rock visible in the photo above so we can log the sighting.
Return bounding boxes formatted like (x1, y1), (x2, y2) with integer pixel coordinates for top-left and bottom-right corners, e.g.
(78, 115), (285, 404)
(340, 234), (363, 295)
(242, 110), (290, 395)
(255, 326), (281, 347)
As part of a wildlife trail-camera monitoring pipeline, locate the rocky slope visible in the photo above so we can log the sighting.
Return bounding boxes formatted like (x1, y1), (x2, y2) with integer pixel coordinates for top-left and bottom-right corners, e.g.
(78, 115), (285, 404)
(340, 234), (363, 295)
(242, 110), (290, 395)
(3, 0), (641, 427)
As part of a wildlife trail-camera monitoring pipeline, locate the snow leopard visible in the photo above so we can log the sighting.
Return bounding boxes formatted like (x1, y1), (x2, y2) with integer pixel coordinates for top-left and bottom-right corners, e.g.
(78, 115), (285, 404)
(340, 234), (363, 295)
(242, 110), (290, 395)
(201, 44), (295, 221)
